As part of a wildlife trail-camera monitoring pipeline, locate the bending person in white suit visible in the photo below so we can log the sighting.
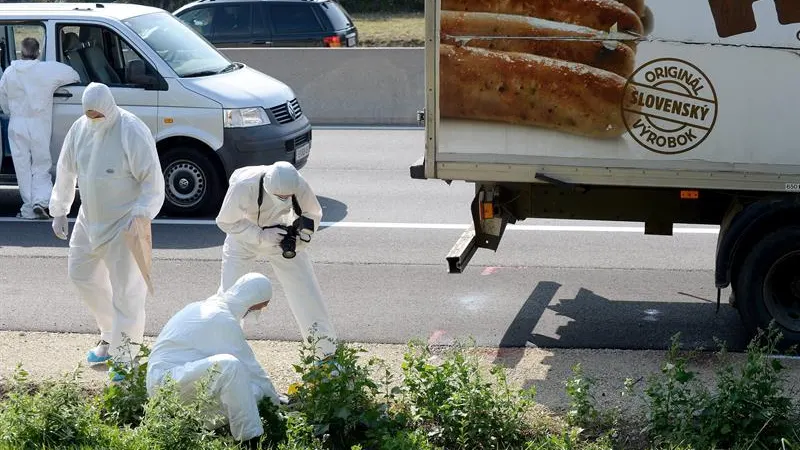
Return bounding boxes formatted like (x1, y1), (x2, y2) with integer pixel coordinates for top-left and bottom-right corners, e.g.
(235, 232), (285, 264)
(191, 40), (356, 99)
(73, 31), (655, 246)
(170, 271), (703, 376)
(49, 82), (165, 380)
(215, 162), (337, 359)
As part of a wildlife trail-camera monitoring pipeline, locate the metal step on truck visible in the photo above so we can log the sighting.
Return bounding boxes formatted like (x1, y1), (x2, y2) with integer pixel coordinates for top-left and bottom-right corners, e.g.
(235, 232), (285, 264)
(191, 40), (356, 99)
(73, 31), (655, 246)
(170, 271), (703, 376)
(410, 0), (800, 347)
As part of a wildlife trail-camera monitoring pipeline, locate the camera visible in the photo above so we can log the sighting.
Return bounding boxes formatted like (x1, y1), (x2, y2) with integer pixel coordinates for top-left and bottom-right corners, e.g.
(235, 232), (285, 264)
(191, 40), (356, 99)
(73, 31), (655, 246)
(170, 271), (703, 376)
(272, 216), (314, 259)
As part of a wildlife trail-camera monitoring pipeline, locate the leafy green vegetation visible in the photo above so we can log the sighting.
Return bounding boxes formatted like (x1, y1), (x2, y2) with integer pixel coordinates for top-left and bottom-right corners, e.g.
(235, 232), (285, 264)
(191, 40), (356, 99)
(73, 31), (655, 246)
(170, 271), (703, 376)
(1, 325), (799, 450)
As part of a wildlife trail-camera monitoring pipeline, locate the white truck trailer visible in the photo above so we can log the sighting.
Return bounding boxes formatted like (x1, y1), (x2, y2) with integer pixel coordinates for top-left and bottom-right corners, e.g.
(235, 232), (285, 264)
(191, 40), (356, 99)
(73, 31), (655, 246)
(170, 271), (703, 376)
(410, 0), (800, 346)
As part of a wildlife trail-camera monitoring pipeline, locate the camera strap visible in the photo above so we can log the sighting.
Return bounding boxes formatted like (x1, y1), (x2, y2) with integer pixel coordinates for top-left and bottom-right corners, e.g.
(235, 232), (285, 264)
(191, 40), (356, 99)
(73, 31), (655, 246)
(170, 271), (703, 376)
(257, 173), (302, 228)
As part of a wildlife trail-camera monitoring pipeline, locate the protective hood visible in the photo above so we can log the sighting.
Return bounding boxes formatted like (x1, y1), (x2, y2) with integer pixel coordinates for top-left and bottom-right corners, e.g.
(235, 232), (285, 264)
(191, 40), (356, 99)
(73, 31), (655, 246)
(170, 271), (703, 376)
(263, 162), (300, 196)
(9, 59), (39, 72)
(215, 272), (272, 320)
(82, 82), (120, 129)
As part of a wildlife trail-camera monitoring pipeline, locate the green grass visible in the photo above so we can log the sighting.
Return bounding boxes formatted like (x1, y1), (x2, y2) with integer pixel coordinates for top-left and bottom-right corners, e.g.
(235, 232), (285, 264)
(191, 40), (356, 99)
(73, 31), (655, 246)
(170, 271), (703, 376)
(351, 13), (424, 47)
(2, 327), (799, 450)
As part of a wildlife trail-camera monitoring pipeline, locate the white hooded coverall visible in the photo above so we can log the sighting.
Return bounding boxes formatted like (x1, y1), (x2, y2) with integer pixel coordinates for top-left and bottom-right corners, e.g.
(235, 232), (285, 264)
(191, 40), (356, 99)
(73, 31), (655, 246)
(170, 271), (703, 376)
(146, 273), (280, 442)
(49, 82), (165, 362)
(216, 163), (337, 357)
(0, 59), (80, 218)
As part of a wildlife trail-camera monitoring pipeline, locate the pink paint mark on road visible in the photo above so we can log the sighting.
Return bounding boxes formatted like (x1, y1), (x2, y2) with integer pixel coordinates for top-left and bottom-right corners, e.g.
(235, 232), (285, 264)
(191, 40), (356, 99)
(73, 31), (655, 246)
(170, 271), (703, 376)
(481, 267), (499, 276)
(428, 330), (447, 345)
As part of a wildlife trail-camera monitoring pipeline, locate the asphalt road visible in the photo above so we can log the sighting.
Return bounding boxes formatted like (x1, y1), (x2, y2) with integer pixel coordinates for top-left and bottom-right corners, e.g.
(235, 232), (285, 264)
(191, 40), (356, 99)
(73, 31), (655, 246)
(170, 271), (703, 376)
(0, 128), (749, 352)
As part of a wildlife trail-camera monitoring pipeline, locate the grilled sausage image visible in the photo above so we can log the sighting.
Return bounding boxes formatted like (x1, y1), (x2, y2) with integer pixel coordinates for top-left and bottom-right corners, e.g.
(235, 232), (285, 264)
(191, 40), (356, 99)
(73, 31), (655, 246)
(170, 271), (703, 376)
(439, 43), (636, 138)
(440, 10), (636, 77)
(441, 0), (645, 34)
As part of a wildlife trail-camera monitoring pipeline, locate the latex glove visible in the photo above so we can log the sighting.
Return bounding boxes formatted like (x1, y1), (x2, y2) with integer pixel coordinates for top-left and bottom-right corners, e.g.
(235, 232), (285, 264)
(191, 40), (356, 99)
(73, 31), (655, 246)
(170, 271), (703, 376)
(260, 227), (286, 245)
(127, 215), (149, 232)
(52, 216), (69, 240)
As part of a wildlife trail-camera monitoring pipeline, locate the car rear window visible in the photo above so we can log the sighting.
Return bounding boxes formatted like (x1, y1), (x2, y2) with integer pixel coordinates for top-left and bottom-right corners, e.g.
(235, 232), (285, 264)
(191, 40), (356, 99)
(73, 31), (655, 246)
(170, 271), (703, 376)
(320, 1), (354, 30)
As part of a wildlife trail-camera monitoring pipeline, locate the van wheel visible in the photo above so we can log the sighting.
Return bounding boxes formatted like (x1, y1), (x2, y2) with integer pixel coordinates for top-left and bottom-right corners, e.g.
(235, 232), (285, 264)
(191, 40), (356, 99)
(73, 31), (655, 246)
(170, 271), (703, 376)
(160, 147), (223, 217)
(736, 226), (800, 348)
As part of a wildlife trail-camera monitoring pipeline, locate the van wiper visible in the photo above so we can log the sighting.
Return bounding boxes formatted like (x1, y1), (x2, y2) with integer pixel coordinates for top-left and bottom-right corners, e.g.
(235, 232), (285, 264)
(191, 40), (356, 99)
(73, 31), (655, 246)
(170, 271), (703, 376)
(182, 70), (219, 78)
(218, 63), (238, 74)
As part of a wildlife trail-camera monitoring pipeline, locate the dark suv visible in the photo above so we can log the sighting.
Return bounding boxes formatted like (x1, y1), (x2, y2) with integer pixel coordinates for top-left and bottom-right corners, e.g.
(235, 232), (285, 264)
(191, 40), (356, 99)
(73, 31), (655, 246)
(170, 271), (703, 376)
(174, 0), (358, 48)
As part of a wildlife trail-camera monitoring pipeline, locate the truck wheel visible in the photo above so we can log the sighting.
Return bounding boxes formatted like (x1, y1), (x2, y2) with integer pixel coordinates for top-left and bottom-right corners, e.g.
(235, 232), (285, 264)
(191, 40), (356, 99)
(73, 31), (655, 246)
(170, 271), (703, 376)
(160, 147), (223, 217)
(736, 226), (800, 347)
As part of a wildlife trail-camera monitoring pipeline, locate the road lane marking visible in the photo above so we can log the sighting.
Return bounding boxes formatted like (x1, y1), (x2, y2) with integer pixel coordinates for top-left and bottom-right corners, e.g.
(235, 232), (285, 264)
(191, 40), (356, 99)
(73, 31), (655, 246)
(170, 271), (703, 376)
(312, 125), (423, 130)
(0, 217), (721, 234)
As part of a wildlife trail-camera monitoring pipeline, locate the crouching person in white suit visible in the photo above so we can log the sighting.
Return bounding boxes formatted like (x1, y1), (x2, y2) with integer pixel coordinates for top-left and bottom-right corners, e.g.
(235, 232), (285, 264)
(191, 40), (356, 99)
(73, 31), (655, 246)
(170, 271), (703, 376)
(146, 273), (280, 446)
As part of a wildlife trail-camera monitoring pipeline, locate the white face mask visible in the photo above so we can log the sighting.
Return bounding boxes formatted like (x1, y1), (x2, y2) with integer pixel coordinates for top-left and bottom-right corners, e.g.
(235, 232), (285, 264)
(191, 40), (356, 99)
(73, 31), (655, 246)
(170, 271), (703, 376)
(240, 308), (263, 329)
(272, 193), (292, 206)
(86, 116), (109, 132)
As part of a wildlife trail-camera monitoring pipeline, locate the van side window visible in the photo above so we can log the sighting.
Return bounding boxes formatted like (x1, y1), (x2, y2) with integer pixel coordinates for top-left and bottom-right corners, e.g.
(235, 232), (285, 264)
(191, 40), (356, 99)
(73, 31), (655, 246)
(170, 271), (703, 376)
(0, 23), (46, 71)
(269, 4), (325, 34)
(56, 24), (161, 89)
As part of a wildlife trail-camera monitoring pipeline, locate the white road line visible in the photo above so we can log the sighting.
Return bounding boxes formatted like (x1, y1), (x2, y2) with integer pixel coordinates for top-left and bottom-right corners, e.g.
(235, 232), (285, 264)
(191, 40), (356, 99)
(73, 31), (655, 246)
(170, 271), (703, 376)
(0, 217), (721, 234)
(312, 125), (423, 131)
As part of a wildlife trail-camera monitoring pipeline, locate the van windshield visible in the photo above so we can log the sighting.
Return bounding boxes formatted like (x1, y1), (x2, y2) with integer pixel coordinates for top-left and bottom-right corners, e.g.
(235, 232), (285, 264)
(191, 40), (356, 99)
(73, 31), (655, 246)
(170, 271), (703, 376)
(123, 11), (235, 78)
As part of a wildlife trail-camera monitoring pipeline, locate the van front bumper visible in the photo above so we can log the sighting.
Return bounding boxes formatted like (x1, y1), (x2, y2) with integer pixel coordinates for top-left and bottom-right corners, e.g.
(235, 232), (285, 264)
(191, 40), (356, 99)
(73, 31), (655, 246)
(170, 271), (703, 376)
(216, 116), (312, 179)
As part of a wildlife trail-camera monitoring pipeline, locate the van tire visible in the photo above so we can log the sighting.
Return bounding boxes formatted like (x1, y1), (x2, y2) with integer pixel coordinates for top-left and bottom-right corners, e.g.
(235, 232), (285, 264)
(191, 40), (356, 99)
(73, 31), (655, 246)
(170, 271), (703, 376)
(735, 226), (800, 348)
(160, 147), (223, 217)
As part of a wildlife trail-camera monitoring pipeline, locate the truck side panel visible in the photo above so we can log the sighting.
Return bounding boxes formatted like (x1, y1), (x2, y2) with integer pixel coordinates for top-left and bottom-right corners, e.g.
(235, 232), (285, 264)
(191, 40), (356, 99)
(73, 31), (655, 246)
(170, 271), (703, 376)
(425, 0), (800, 192)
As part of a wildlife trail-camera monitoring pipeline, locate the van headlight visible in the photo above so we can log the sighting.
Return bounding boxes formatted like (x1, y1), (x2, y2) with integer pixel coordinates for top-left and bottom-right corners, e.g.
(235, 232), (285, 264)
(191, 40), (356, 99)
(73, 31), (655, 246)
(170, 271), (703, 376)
(223, 108), (270, 128)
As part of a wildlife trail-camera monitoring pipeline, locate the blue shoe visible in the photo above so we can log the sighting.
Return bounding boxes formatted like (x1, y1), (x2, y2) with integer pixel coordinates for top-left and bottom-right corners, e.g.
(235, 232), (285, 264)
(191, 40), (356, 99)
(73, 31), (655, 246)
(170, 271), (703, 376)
(109, 368), (125, 383)
(87, 341), (111, 366)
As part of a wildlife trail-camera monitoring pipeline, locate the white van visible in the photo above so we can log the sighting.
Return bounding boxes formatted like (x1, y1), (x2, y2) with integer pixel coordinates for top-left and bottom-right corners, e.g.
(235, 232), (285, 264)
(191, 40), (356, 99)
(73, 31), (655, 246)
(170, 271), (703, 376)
(0, 2), (313, 216)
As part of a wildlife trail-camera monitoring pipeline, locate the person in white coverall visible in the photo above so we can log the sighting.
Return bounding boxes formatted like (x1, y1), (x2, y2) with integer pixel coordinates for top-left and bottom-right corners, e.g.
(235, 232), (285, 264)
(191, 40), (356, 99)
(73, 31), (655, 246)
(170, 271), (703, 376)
(49, 82), (165, 379)
(216, 162), (337, 359)
(0, 37), (80, 219)
(146, 272), (280, 446)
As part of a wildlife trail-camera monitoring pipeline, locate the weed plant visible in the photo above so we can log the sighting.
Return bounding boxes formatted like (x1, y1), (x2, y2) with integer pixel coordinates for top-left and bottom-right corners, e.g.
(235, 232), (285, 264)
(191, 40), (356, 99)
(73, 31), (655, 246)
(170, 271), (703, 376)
(640, 324), (799, 450)
(1, 326), (799, 450)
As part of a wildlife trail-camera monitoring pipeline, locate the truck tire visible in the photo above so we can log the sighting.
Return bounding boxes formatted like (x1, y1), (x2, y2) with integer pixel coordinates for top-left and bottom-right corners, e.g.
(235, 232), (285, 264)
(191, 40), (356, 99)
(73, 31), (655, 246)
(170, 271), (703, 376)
(160, 147), (223, 217)
(736, 226), (800, 347)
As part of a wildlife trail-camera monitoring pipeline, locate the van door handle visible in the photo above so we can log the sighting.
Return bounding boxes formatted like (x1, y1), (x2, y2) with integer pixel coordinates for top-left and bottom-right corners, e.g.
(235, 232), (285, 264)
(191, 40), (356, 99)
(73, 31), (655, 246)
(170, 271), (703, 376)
(251, 40), (271, 45)
(54, 91), (73, 98)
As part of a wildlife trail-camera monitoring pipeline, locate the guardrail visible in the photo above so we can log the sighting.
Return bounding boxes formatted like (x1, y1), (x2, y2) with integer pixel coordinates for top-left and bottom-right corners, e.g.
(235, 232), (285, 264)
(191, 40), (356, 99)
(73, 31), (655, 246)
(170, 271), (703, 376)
(220, 47), (425, 127)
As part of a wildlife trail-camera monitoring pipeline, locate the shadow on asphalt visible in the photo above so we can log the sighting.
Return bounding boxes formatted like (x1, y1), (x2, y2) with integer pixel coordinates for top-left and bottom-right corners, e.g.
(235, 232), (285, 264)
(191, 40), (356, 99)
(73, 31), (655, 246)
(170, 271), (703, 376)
(491, 281), (752, 369)
(318, 196), (348, 226)
(1, 190), (349, 250)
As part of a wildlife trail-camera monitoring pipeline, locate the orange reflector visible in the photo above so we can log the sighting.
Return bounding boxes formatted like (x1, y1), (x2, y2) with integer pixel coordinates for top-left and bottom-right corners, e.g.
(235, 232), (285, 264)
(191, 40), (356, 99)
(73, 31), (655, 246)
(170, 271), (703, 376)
(164, 118), (174, 124)
(482, 203), (494, 219)
(680, 190), (699, 199)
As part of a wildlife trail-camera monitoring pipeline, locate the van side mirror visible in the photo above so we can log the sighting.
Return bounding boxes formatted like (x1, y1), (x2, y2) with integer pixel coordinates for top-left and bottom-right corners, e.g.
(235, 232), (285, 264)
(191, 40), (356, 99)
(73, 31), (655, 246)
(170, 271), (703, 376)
(143, 78), (168, 91)
(127, 59), (168, 91)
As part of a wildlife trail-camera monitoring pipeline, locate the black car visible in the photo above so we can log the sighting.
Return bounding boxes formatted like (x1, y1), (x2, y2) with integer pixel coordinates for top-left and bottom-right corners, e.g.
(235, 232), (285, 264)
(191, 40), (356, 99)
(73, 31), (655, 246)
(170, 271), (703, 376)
(173, 0), (358, 48)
